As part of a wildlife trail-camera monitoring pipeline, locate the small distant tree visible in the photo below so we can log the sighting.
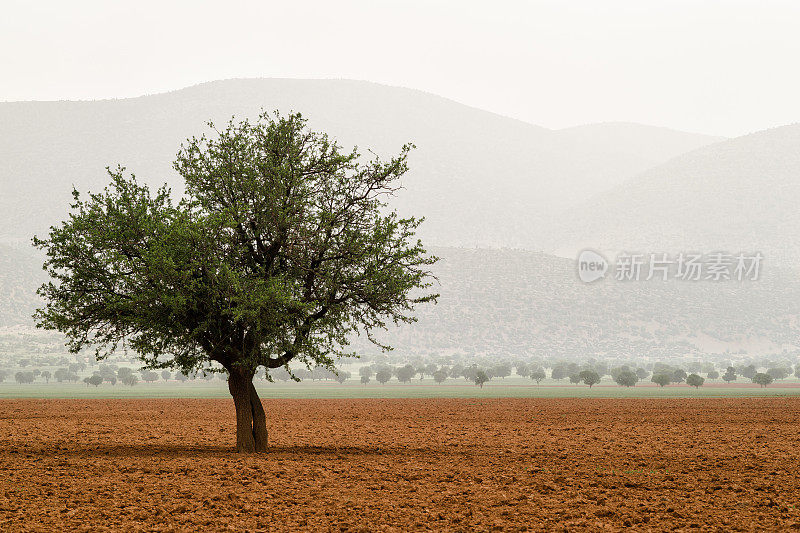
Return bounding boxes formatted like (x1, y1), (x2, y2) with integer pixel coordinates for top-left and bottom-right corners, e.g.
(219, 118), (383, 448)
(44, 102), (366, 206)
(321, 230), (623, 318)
(121, 374), (138, 386)
(767, 367), (790, 381)
(104, 375), (117, 385)
(448, 364), (464, 379)
(686, 373), (705, 388)
(416, 366), (427, 380)
(360, 375), (370, 385)
(161, 370), (172, 381)
(493, 363), (511, 379)
(41, 370), (51, 383)
(117, 367), (133, 381)
(462, 366), (478, 382)
(614, 370), (638, 387)
(530, 368), (546, 384)
(141, 370), (159, 383)
(0, 370), (7, 383)
(433, 369), (447, 384)
(15, 371), (35, 384)
(87, 374), (103, 387)
(359, 366), (374, 380)
(568, 373), (581, 384)
(515, 362), (530, 378)
(266, 367), (288, 382)
(651, 373), (671, 387)
(635, 368), (650, 380)
(671, 369), (687, 383)
(375, 369), (392, 384)
(335, 370), (350, 384)
(752, 373), (773, 388)
(740, 365), (757, 380)
(706, 370), (719, 380)
(578, 370), (601, 388)
(609, 365), (630, 382)
(550, 366), (566, 381)
(473, 370), (489, 388)
(722, 367), (737, 383)
(395, 364), (416, 383)
(175, 372), (188, 383)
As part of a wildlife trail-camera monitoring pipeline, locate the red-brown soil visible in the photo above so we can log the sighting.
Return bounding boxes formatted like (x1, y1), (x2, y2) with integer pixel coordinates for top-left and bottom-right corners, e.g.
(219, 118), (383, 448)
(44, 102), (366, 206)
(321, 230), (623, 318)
(1, 398), (800, 531)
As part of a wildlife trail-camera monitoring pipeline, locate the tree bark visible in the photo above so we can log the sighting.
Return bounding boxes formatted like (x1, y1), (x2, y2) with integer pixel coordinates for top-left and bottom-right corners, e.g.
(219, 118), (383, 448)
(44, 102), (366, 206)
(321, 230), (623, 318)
(249, 382), (268, 452)
(228, 369), (258, 452)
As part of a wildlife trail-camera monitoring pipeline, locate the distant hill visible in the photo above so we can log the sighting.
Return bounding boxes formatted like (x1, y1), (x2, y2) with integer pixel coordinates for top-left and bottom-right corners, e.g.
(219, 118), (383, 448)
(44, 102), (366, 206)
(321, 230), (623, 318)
(0, 78), (721, 247)
(353, 247), (800, 363)
(0, 244), (46, 328)
(6, 245), (797, 363)
(549, 123), (800, 265)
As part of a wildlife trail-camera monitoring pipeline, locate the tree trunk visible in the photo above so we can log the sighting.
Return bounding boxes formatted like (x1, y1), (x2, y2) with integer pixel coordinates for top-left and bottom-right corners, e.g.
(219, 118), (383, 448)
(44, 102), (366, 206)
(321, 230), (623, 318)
(228, 368), (267, 452)
(249, 382), (268, 452)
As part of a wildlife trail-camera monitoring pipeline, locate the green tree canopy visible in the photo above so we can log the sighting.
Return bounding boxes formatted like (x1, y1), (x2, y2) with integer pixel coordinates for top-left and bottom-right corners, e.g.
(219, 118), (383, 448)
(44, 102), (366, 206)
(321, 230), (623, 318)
(34, 111), (437, 452)
(473, 370), (489, 388)
(651, 373), (671, 387)
(578, 369), (601, 388)
(686, 373), (705, 388)
(614, 369), (639, 387)
(752, 373), (774, 388)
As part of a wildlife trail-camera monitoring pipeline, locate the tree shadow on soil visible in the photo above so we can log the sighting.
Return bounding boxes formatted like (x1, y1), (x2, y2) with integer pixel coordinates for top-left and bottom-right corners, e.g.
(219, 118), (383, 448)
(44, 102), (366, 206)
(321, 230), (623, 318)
(17, 443), (452, 459)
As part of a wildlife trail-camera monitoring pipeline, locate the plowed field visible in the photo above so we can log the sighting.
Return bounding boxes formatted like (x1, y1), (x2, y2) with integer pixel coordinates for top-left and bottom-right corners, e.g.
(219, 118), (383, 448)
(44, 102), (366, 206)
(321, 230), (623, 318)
(2, 398), (799, 531)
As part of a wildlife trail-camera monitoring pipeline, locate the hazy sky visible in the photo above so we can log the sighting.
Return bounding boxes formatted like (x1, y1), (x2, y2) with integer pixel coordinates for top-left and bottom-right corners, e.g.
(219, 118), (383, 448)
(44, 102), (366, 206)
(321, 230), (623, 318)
(2, 0), (799, 137)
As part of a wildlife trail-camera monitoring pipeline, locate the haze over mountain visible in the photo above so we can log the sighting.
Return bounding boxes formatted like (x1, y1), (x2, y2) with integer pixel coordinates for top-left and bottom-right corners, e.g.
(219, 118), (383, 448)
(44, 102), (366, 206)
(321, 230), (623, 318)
(6, 78), (797, 363)
(4, 244), (798, 363)
(0, 78), (721, 247)
(549, 123), (800, 265)
(365, 247), (800, 364)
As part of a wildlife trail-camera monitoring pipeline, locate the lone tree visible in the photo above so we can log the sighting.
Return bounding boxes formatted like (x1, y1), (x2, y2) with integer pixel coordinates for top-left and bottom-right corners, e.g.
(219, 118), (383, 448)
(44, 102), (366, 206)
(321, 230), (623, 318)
(686, 373), (705, 388)
(33, 112), (437, 452)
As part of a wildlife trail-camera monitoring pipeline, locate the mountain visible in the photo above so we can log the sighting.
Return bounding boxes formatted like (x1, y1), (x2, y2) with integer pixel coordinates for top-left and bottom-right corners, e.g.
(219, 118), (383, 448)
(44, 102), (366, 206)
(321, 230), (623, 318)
(0, 78), (721, 248)
(0, 244), (46, 328)
(6, 245), (798, 364)
(352, 247), (800, 364)
(548, 124), (800, 265)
